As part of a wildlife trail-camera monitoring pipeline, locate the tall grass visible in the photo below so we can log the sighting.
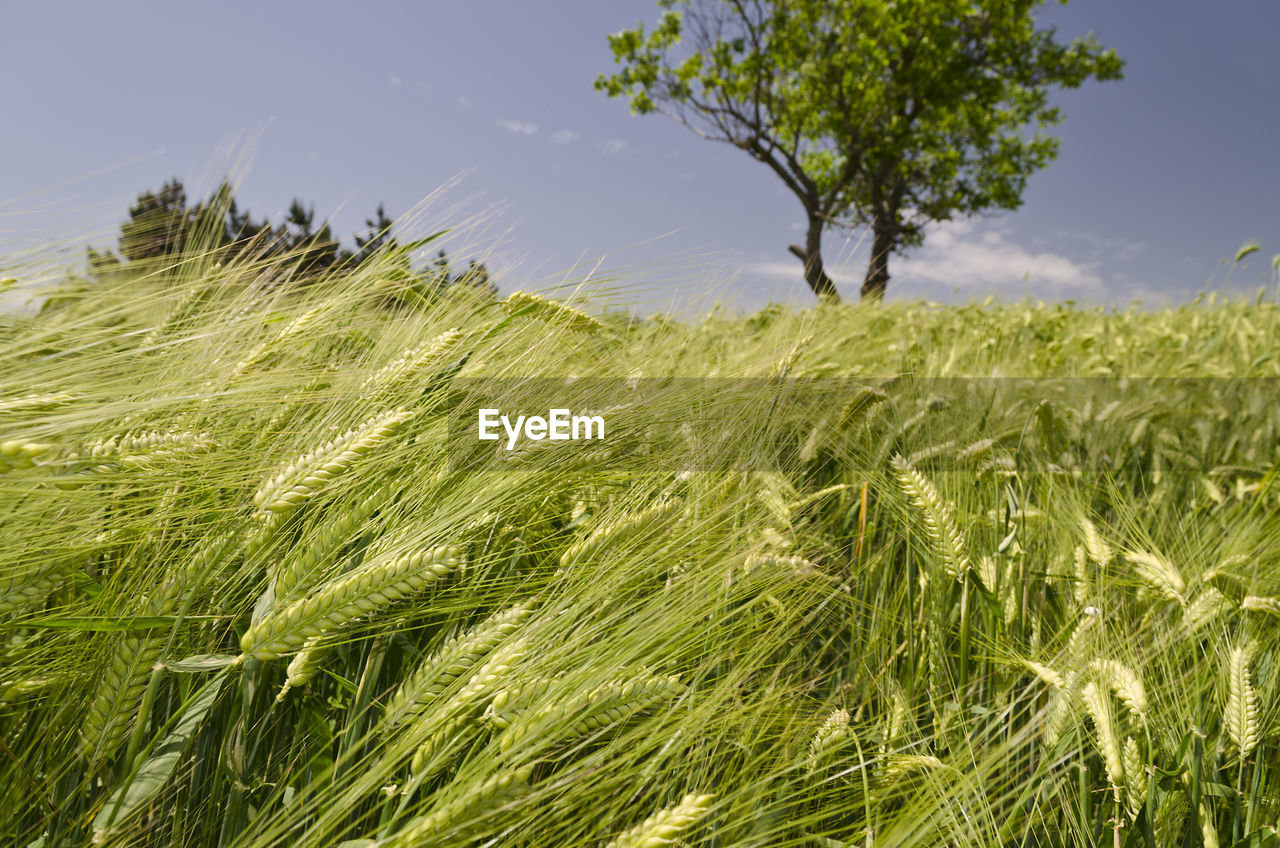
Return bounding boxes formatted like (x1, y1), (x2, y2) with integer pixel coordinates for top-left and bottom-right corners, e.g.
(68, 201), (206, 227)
(1, 235), (1278, 846)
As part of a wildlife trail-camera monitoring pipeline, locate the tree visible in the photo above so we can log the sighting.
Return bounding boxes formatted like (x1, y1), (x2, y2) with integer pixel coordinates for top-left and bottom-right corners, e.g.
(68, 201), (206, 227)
(596, 0), (1123, 302)
(118, 178), (193, 261)
(352, 204), (397, 266)
(90, 179), (500, 303)
(278, 199), (343, 278)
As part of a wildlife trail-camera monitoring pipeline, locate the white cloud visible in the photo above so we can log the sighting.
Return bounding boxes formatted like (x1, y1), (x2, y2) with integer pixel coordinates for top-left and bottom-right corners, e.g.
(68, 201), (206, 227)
(1051, 229), (1146, 262)
(737, 219), (1107, 298)
(458, 95), (470, 108)
(598, 139), (628, 155)
(388, 75), (401, 87)
(550, 129), (580, 144)
(897, 220), (1104, 293)
(742, 260), (805, 279)
(496, 119), (538, 135)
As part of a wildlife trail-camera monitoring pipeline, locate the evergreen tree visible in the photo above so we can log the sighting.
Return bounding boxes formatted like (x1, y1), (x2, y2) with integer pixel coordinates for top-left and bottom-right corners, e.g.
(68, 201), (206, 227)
(118, 179), (193, 261)
(92, 178), (498, 301)
(351, 204), (396, 267)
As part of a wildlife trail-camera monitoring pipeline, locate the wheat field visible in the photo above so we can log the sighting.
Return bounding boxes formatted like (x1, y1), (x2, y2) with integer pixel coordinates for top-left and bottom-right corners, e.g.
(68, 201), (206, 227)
(1, 244), (1278, 846)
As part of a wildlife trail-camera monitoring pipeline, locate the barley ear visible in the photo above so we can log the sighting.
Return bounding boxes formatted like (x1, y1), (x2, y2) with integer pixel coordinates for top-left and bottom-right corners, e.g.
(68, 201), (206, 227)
(560, 500), (682, 568)
(359, 327), (464, 397)
(269, 485), (391, 603)
(892, 454), (969, 580)
(252, 408), (411, 519)
(276, 634), (329, 701)
(1080, 517), (1112, 566)
(1023, 659), (1067, 690)
(877, 754), (948, 788)
(1122, 736), (1145, 818)
(406, 638), (531, 774)
(388, 766), (533, 847)
(1242, 595), (1280, 617)
(498, 672), (683, 754)
(1123, 550), (1185, 603)
(80, 634), (163, 765)
(1081, 681), (1124, 803)
(1225, 644), (1260, 756)
(1042, 679), (1078, 749)
(384, 602), (532, 729)
(501, 290), (602, 334)
(1090, 659), (1148, 725)
(239, 546), (460, 660)
(805, 708), (852, 774)
(0, 439), (50, 473)
(602, 793), (714, 848)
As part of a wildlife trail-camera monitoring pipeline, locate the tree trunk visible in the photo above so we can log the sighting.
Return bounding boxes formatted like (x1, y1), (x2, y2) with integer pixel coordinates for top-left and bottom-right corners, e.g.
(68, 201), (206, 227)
(788, 214), (840, 302)
(861, 217), (893, 302)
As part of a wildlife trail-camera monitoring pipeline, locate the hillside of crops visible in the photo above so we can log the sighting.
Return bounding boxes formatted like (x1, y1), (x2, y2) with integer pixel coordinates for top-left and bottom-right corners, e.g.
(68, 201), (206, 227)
(2, 253), (1279, 847)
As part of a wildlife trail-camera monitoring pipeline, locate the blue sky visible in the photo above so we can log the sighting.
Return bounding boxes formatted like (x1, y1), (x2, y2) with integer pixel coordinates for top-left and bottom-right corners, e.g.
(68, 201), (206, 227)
(3, 1), (1278, 313)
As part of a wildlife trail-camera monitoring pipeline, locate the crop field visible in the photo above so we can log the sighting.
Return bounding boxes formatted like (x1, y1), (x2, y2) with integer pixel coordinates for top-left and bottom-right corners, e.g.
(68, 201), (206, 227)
(2, 251), (1279, 847)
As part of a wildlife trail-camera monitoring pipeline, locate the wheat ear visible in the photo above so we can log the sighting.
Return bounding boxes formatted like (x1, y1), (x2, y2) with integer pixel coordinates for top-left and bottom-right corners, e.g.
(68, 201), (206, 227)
(892, 454), (969, 579)
(239, 546), (460, 660)
(602, 793), (714, 848)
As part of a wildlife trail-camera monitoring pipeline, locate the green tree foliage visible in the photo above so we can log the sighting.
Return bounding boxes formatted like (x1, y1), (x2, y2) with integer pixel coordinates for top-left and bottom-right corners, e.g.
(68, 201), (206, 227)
(279, 199), (344, 278)
(596, 0), (1124, 302)
(90, 180), (495, 303)
(352, 203), (397, 267)
(118, 179), (195, 262)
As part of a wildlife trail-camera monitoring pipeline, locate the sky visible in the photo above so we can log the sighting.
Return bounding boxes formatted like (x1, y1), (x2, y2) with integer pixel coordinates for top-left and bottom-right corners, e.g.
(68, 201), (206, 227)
(2, 1), (1278, 314)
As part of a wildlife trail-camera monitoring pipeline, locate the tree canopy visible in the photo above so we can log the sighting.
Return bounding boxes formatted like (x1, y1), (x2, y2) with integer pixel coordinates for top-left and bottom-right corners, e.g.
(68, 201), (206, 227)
(597, 0), (1124, 301)
(89, 179), (493, 304)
